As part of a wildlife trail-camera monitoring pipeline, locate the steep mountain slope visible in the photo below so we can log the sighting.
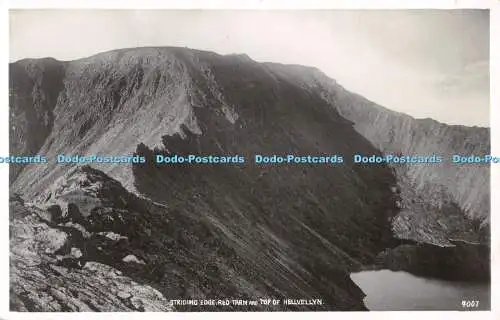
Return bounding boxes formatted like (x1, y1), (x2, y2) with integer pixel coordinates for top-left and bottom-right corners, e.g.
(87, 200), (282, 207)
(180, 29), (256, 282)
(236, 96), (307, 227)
(9, 58), (66, 182)
(10, 47), (404, 311)
(12, 159), (397, 311)
(263, 64), (490, 245)
(9, 47), (490, 311)
(10, 49), (199, 194)
(332, 87), (490, 221)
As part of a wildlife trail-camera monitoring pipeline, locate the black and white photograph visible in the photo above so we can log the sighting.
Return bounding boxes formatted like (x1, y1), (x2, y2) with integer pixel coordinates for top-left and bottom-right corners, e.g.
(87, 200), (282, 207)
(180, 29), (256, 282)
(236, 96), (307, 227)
(7, 8), (493, 313)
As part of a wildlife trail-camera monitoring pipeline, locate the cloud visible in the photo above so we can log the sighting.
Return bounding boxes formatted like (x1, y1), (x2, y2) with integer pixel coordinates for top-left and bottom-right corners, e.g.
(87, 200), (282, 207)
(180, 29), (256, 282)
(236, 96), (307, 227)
(8, 9), (490, 126)
(435, 60), (489, 98)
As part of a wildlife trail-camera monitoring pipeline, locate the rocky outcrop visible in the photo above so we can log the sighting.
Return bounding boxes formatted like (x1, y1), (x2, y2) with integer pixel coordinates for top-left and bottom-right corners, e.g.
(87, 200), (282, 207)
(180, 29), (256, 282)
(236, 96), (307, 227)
(12, 162), (398, 311)
(10, 195), (174, 312)
(375, 241), (490, 282)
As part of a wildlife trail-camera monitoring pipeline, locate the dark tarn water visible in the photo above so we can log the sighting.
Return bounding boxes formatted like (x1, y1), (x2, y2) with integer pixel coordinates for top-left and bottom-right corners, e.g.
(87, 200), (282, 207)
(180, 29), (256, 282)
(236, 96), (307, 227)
(350, 270), (490, 311)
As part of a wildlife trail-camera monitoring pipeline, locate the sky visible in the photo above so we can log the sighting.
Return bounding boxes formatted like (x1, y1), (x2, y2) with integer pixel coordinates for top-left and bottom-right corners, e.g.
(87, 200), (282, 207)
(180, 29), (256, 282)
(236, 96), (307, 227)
(9, 9), (490, 126)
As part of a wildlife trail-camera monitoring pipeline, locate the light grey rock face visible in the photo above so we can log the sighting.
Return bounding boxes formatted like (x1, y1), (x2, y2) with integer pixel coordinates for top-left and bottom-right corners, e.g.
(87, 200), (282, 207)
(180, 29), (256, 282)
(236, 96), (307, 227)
(10, 49), (201, 195)
(264, 63), (490, 245)
(122, 255), (146, 265)
(10, 196), (174, 312)
(332, 89), (489, 221)
(11, 260), (174, 312)
(329, 89), (490, 244)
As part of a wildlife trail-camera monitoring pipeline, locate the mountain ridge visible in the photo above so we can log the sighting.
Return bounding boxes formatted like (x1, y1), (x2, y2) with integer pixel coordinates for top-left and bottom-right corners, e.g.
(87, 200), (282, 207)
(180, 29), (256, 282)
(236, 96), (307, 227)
(9, 46), (490, 312)
(9, 46), (491, 128)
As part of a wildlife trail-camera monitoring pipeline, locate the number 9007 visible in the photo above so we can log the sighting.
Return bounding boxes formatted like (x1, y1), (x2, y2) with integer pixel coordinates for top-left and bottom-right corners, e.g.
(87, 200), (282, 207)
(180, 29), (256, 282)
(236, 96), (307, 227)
(461, 300), (479, 308)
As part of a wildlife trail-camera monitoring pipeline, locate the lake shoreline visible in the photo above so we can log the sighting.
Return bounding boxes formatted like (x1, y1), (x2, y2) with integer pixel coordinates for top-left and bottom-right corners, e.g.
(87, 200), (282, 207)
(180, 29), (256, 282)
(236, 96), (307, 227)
(349, 238), (490, 311)
(350, 269), (490, 311)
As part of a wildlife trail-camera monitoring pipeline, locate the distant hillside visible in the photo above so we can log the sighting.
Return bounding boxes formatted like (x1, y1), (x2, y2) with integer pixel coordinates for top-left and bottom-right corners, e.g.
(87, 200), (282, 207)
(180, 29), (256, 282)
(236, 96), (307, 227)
(264, 63), (490, 244)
